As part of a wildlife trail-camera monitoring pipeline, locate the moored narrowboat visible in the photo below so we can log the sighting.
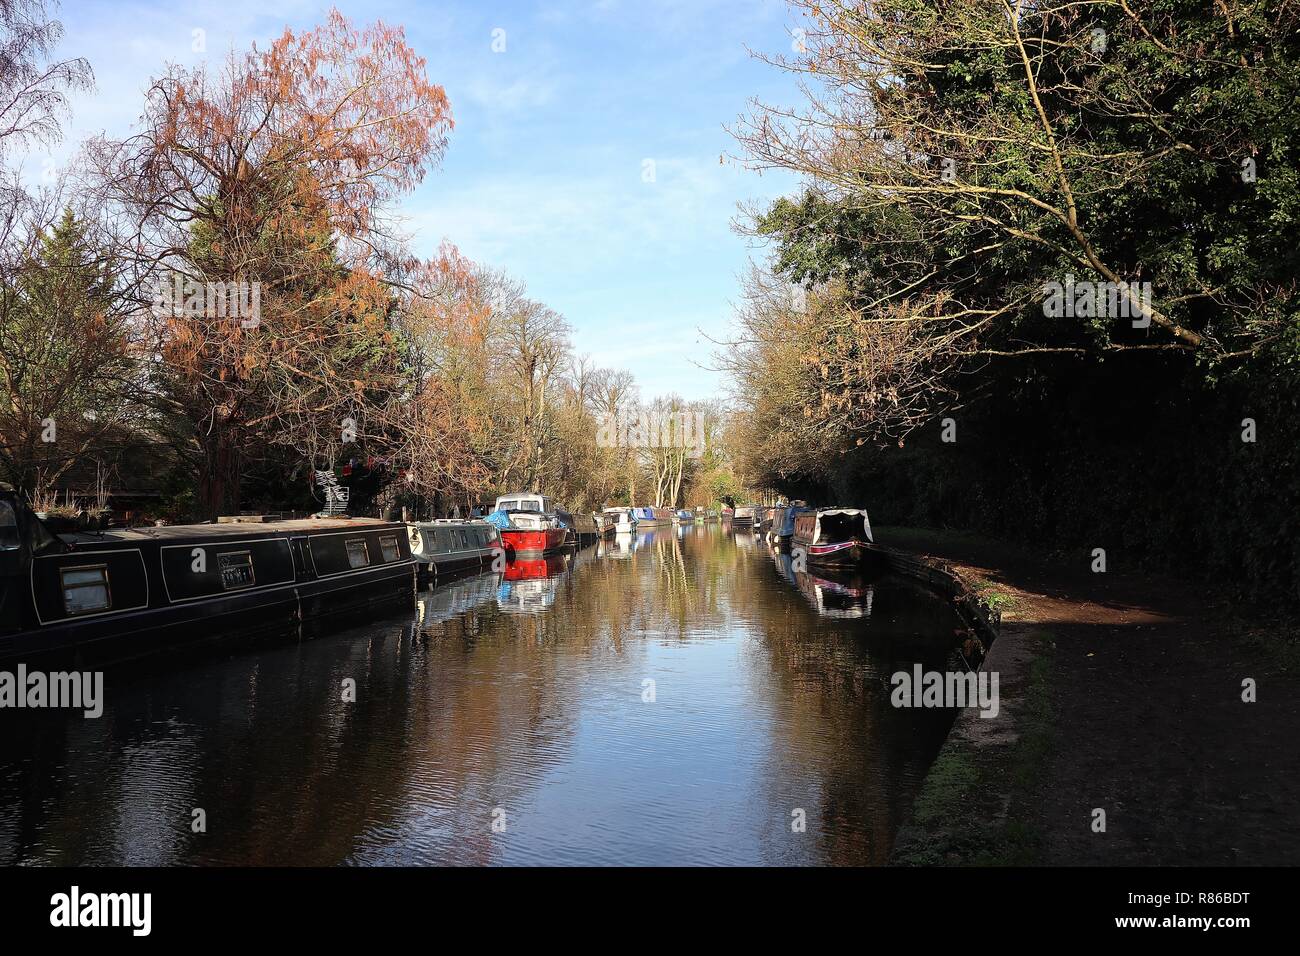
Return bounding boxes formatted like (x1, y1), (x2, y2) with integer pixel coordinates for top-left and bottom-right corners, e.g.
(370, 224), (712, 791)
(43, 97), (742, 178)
(674, 509), (695, 524)
(769, 502), (810, 548)
(556, 509), (600, 548)
(408, 519), (502, 579)
(792, 508), (875, 566)
(0, 485), (414, 665)
(632, 506), (674, 527)
(731, 505), (757, 528)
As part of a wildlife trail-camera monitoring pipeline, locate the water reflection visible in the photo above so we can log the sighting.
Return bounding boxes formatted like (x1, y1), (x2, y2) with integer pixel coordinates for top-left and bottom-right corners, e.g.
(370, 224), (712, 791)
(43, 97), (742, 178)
(0, 524), (966, 866)
(497, 554), (570, 615)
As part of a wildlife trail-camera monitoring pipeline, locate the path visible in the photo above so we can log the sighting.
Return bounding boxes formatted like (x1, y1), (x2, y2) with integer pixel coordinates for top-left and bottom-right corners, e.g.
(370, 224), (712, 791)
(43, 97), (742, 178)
(883, 527), (1300, 865)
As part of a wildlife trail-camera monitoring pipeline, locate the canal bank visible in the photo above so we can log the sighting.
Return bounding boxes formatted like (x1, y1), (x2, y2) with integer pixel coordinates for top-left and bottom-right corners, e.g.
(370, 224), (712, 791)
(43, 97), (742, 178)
(884, 527), (1300, 865)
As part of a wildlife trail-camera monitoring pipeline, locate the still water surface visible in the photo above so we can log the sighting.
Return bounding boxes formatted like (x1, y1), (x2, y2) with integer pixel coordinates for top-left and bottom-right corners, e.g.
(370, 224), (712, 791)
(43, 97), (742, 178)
(0, 524), (966, 865)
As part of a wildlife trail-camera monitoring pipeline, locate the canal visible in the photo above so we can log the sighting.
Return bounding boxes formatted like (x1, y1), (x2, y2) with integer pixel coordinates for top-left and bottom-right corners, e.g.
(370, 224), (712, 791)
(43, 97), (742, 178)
(0, 524), (968, 865)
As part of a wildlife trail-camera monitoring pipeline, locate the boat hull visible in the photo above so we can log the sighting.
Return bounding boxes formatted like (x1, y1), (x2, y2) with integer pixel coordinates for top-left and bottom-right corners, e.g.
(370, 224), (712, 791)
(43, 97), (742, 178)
(798, 540), (873, 566)
(500, 528), (567, 557)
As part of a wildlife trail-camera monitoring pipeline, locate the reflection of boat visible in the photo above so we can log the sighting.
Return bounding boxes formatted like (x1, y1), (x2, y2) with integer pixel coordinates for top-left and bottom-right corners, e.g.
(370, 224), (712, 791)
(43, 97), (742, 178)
(674, 509), (694, 524)
(415, 571), (501, 629)
(774, 549), (797, 584)
(635, 529), (665, 548)
(632, 506), (673, 527)
(491, 493), (568, 557)
(602, 530), (637, 558)
(408, 519), (501, 578)
(497, 555), (568, 614)
(503, 555), (569, 580)
(793, 508), (874, 566)
(0, 486), (417, 664)
(796, 567), (876, 619)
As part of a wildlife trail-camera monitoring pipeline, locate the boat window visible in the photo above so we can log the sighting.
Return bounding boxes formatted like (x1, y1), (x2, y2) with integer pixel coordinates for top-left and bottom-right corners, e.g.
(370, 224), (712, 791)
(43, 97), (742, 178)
(542, 498), (552, 513)
(346, 539), (369, 568)
(519, 500), (540, 512)
(61, 565), (111, 615)
(379, 534), (400, 562)
(0, 501), (18, 551)
(500, 500), (518, 511)
(218, 551), (256, 590)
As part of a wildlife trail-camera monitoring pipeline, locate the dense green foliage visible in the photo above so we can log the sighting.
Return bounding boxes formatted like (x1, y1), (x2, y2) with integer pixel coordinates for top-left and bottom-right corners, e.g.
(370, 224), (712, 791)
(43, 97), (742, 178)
(733, 1), (1300, 603)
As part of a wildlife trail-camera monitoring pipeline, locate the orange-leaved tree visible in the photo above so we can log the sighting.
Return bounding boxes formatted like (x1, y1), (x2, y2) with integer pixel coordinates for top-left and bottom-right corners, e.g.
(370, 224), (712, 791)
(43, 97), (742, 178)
(86, 8), (452, 517)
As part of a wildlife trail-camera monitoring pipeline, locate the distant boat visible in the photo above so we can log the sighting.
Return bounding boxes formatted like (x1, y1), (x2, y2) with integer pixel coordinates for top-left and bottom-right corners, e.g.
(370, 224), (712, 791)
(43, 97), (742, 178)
(556, 509), (599, 548)
(490, 493), (568, 557)
(0, 485), (414, 665)
(601, 507), (636, 533)
(769, 503), (811, 548)
(408, 519), (501, 579)
(792, 508), (874, 566)
(673, 509), (695, 524)
(632, 506), (674, 527)
(731, 505), (757, 527)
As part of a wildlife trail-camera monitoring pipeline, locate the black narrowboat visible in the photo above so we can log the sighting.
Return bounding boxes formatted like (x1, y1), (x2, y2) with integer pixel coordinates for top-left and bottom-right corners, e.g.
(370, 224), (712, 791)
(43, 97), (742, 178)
(0, 486), (415, 665)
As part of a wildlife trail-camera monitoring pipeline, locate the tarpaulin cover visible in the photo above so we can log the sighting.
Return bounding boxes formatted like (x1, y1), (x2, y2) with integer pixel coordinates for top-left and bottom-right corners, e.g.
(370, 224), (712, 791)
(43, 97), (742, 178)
(484, 510), (512, 529)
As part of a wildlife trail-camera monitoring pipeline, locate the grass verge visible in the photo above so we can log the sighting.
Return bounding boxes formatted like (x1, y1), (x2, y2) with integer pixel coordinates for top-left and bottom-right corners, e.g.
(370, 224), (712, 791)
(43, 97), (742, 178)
(891, 633), (1056, 866)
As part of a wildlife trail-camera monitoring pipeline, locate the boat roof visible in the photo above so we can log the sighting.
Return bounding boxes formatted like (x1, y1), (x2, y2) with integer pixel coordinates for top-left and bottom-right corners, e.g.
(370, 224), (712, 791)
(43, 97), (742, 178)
(410, 518), (493, 528)
(55, 517), (397, 544)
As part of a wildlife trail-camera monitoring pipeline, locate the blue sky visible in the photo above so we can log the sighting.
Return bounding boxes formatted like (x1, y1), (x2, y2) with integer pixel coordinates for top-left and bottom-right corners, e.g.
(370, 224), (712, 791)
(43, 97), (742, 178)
(38, 0), (805, 402)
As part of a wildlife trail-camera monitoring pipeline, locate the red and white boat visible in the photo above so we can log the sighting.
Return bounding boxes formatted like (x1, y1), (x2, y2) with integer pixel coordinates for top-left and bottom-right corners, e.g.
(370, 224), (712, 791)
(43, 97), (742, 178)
(492, 492), (568, 558)
(792, 508), (874, 566)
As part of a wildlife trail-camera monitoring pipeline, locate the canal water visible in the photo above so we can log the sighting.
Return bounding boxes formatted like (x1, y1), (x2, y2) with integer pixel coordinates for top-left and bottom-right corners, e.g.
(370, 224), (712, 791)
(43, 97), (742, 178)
(0, 524), (968, 865)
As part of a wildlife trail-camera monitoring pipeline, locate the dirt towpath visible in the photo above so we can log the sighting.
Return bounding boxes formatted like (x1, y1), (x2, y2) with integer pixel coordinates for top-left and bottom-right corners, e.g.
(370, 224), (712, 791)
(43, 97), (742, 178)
(883, 527), (1300, 866)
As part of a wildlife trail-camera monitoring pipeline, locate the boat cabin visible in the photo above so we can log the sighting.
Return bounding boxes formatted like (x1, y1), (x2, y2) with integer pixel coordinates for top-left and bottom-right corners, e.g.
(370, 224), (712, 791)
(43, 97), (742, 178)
(494, 493), (554, 514)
